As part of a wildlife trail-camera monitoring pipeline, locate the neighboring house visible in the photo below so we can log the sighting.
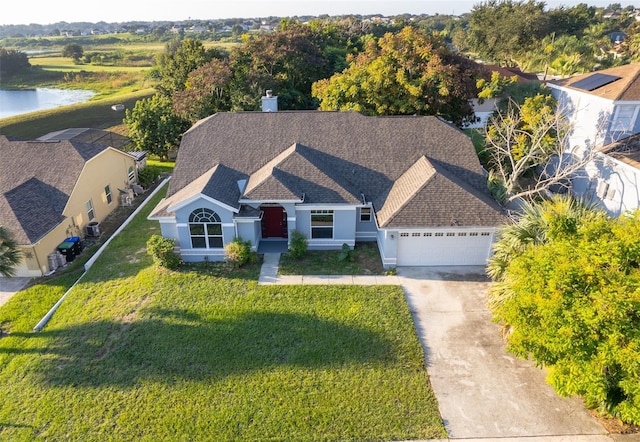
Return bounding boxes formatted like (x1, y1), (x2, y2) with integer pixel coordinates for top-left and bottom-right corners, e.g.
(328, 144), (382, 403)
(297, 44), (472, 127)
(547, 63), (640, 150)
(467, 65), (540, 129)
(0, 129), (138, 277)
(547, 64), (640, 216)
(149, 99), (507, 268)
(570, 133), (640, 217)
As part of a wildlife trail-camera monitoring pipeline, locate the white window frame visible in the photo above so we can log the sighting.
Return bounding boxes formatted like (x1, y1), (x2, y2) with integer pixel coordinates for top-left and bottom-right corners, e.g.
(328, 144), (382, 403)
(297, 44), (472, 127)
(105, 184), (112, 205)
(360, 207), (372, 222)
(310, 209), (334, 239)
(189, 208), (223, 249)
(86, 199), (95, 221)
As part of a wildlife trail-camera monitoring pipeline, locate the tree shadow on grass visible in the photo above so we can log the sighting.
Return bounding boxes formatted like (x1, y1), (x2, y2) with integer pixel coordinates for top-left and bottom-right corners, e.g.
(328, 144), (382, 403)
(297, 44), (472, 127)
(7, 308), (396, 387)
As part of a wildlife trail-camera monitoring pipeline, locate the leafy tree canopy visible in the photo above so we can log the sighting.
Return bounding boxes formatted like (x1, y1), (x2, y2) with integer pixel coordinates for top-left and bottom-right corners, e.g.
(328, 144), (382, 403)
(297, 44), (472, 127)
(123, 94), (190, 159)
(153, 38), (220, 97)
(0, 47), (30, 77)
(312, 26), (481, 125)
(466, 0), (551, 65)
(62, 43), (83, 61)
(488, 197), (640, 425)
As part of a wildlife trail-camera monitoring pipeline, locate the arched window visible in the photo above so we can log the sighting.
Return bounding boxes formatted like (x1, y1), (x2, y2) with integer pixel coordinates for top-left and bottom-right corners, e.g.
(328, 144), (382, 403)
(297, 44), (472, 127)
(189, 208), (223, 248)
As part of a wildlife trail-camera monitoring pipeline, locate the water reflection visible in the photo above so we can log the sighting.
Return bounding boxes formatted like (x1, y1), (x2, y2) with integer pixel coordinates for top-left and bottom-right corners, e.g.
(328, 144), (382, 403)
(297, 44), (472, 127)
(0, 88), (95, 119)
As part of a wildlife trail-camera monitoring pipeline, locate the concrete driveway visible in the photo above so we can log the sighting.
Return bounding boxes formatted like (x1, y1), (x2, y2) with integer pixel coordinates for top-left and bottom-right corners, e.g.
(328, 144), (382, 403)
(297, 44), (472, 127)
(398, 266), (609, 440)
(0, 277), (31, 307)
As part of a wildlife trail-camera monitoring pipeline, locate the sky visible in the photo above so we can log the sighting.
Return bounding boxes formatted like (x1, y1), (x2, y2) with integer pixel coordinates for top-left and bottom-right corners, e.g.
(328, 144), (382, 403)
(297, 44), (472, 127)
(1, 0), (638, 26)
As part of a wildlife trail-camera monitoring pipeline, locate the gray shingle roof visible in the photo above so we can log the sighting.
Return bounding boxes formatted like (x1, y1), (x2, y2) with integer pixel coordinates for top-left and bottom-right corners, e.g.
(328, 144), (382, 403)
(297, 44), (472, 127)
(152, 111), (506, 227)
(0, 135), (110, 244)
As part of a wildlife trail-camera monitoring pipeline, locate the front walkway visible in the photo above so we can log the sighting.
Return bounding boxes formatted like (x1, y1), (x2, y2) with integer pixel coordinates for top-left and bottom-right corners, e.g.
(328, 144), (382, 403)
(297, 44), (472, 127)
(257, 254), (616, 442)
(258, 252), (400, 285)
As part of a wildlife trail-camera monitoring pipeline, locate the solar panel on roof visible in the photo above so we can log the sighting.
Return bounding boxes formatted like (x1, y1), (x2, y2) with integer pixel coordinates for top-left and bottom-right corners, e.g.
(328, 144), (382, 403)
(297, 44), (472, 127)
(571, 73), (621, 91)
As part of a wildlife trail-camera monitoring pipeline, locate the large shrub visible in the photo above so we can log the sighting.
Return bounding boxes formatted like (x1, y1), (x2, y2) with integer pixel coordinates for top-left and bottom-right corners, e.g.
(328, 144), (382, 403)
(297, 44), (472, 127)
(490, 207), (640, 424)
(224, 237), (257, 268)
(146, 235), (181, 269)
(288, 230), (307, 259)
(137, 165), (160, 189)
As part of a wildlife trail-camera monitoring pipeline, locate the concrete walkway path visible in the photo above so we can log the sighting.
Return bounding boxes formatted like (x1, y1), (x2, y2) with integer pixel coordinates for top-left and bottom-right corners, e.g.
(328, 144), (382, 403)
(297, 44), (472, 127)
(256, 255), (632, 441)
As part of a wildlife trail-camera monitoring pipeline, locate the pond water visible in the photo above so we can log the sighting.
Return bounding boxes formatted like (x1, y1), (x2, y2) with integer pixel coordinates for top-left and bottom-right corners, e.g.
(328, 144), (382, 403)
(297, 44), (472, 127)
(0, 88), (96, 119)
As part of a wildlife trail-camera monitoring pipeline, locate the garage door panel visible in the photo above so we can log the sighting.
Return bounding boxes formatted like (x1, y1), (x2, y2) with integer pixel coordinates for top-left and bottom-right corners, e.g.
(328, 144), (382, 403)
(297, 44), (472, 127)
(397, 231), (492, 266)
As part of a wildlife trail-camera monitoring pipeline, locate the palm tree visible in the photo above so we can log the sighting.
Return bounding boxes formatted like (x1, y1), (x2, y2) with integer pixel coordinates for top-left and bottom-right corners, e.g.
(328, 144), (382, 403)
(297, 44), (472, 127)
(486, 194), (603, 294)
(0, 226), (22, 278)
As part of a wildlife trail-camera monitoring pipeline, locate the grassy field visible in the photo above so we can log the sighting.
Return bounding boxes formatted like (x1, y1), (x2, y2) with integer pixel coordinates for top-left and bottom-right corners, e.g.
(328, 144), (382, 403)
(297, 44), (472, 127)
(0, 187), (446, 441)
(29, 56), (154, 73)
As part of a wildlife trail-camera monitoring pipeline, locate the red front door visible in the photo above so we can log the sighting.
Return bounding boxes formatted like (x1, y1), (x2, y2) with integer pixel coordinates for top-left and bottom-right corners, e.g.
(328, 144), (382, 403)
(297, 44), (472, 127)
(261, 206), (287, 238)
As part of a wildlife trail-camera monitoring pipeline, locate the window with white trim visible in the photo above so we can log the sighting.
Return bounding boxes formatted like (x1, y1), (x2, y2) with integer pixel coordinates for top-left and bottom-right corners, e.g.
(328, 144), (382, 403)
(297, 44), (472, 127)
(412, 232), (421, 237)
(400, 232), (409, 237)
(105, 184), (112, 205)
(128, 166), (135, 182)
(613, 105), (637, 133)
(189, 208), (223, 248)
(86, 199), (95, 220)
(311, 210), (333, 239)
(360, 207), (372, 222)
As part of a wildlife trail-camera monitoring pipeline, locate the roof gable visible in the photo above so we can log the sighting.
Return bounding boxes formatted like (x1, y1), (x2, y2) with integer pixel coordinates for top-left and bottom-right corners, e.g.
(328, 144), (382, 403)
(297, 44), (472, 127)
(4, 178), (67, 243)
(0, 135), (111, 244)
(375, 156), (435, 226)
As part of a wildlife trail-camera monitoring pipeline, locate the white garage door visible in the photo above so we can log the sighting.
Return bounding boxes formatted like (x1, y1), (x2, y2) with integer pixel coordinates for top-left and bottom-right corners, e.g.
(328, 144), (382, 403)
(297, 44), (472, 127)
(396, 230), (494, 266)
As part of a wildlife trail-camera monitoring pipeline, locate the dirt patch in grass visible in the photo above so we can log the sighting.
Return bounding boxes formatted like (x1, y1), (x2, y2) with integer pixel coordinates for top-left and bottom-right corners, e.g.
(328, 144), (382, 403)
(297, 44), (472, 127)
(278, 241), (386, 275)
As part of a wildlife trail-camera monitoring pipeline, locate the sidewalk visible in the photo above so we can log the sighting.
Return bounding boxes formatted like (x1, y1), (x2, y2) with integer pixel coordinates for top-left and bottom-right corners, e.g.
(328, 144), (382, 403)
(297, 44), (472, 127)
(258, 252), (401, 285)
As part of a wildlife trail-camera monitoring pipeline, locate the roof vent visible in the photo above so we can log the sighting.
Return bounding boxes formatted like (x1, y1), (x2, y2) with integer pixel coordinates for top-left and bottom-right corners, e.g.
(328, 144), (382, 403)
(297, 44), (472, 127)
(261, 90), (278, 112)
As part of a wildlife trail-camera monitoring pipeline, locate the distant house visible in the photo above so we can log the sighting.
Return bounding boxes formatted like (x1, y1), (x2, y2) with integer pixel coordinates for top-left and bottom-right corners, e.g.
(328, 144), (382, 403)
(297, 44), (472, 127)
(149, 96), (506, 268)
(0, 129), (138, 277)
(547, 63), (640, 216)
(467, 65), (540, 129)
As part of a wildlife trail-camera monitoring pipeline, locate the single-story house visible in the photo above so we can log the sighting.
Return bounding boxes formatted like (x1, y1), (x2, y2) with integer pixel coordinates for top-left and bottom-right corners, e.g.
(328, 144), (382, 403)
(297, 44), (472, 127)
(0, 129), (139, 277)
(149, 100), (507, 268)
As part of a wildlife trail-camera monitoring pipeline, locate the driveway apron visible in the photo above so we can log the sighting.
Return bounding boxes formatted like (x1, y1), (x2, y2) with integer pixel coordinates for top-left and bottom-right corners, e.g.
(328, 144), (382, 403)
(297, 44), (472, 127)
(398, 266), (608, 440)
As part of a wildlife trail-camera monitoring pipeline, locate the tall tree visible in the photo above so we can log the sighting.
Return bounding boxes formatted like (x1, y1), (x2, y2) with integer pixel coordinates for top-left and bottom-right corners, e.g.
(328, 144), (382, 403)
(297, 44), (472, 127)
(312, 26), (481, 125)
(153, 38), (216, 97)
(0, 47), (30, 77)
(0, 226), (21, 278)
(62, 43), (83, 62)
(123, 94), (190, 160)
(466, 0), (551, 65)
(229, 23), (332, 110)
(482, 93), (601, 204)
(172, 58), (233, 123)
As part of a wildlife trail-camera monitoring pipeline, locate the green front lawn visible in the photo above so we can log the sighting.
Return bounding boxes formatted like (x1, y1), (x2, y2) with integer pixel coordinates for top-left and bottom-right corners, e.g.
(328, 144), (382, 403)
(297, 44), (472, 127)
(0, 188), (445, 441)
(279, 242), (386, 275)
